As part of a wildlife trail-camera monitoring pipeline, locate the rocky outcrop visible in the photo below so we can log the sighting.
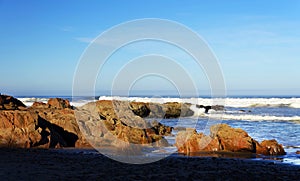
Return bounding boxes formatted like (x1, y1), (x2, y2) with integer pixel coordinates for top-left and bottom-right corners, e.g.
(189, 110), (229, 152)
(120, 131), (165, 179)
(196, 105), (224, 113)
(210, 124), (255, 152)
(0, 98), (90, 148)
(175, 124), (285, 156)
(255, 139), (285, 155)
(77, 100), (173, 148)
(47, 98), (72, 109)
(0, 110), (40, 148)
(0, 95), (26, 110)
(129, 101), (194, 118)
(0, 96), (173, 149)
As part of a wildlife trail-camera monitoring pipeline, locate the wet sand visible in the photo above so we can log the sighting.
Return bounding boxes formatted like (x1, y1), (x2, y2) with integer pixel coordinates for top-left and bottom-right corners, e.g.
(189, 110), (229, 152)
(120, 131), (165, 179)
(0, 148), (299, 180)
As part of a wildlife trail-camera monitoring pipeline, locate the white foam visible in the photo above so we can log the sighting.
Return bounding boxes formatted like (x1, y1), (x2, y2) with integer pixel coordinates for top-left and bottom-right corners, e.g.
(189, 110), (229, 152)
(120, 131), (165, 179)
(205, 114), (300, 122)
(99, 96), (300, 108)
(18, 97), (49, 107)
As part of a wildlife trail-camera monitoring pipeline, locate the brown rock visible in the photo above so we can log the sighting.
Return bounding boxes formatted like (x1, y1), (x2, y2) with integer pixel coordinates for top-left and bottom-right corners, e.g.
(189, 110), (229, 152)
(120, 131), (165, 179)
(31, 102), (48, 109)
(210, 124), (255, 153)
(296, 150), (300, 154)
(79, 100), (173, 148)
(256, 139), (285, 155)
(175, 124), (285, 156)
(0, 95), (26, 110)
(176, 129), (221, 154)
(47, 98), (72, 109)
(0, 110), (40, 148)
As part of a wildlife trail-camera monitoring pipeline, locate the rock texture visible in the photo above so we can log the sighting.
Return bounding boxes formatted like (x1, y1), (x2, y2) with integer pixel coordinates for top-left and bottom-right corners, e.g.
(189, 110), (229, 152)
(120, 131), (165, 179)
(0, 98), (90, 148)
(129, 101), (194, 118)
(0, 94), (26, 110)
(77, 100), (173, 149)
(176, 124), (285, 156)
(0, 96), (173, 150)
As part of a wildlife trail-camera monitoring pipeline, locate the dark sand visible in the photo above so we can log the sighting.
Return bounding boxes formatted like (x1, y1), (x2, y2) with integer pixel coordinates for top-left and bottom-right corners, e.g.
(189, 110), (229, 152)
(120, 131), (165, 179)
(0, 148), (299, 180)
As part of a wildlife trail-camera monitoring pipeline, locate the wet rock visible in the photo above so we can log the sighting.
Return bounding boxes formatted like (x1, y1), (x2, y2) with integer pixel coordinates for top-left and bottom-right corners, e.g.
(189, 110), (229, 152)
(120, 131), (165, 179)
(175, 124), (285, 156)
(296, 150), (300, 154)
(196, 105), (224, 113)
(256, 139), (285, 155)
(176, 129), (221, 153)
(210, 124), (255, 153)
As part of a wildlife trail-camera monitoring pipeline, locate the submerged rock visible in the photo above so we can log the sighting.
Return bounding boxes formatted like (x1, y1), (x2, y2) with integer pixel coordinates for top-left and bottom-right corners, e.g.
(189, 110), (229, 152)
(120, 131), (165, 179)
(175, 124), (285, 156)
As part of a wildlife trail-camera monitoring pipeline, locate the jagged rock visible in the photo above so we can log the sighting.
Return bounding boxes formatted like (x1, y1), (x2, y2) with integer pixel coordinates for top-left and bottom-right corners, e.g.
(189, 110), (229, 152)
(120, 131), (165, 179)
(31, 102), (48, 109)
(0, 110), (40, 148)
(210, 124), (255, 153)
(176, 128), (221, 153)
(255, 139), (285, 155)
(196, 105), (224, 113)
(129, 102), (150, 117)
(78, 100), (173, 148)
(0, 95), (26, 110)
(133, 102), (194, 118)
(47, 98), (72, 109)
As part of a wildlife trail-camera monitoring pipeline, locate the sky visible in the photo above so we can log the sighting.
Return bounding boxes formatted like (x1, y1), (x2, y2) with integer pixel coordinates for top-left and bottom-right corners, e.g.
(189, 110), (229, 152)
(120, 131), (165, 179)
(0, 0), (300, 96)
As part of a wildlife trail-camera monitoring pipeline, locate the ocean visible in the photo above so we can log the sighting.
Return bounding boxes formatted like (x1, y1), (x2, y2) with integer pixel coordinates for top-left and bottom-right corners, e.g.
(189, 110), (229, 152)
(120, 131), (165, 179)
(17, 95), (300, 165)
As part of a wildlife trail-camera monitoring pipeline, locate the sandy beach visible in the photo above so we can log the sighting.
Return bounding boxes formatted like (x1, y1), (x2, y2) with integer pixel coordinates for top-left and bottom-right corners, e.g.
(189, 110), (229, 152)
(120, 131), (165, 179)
(0, 148), (299, 180)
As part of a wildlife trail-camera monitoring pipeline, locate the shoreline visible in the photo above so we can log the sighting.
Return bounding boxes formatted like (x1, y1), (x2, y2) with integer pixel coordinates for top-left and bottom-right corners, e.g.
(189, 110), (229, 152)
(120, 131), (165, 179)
(0, 148), (299, 180)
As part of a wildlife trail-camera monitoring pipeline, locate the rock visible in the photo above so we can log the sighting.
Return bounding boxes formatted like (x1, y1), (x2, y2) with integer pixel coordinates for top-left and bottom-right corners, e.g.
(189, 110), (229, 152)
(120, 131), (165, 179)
(256, 139), (285, 155)
(129, 102), (150, 117)
(176, 129), (221, 153)
(47, 98), (72, 109)
(296, 150), (300, 154)
(31, 102), (48, 109)
(175, 124), (285, 156)
(0, 110), (41, 148)
(77, 100), (173, 148)
(0, 95), (26, 110)
(210, 124), (255, 153)
(196, 105), (224, 113)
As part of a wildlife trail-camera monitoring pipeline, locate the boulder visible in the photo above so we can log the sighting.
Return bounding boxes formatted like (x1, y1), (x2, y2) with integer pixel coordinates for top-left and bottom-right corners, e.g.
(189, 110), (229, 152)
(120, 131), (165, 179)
(256, 139), (285, 155)
(0, 94), (26, 110)
(47, 98), (72, 109)
(78, 100), (173, 148)
(176, 128), (221, 153)
(31, 102), (48, 109)
(210, 124), (255, 153)
(175, 124), (285, 156)
(129, 102), (150, 117)
(0, 110), (40, 148)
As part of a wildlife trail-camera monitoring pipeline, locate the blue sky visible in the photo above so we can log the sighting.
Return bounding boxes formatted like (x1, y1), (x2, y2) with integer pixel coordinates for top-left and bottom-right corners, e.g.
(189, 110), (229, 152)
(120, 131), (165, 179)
(0, 0), (300, 96)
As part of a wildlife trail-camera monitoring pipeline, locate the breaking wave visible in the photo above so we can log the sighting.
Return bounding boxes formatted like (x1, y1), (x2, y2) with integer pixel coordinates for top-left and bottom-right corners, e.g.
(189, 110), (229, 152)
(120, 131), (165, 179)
(98, 96), (300, 108)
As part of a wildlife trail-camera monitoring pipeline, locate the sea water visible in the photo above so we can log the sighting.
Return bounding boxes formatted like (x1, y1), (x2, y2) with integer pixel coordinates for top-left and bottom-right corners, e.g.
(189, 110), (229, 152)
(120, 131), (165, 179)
(17, 95), (300, 165)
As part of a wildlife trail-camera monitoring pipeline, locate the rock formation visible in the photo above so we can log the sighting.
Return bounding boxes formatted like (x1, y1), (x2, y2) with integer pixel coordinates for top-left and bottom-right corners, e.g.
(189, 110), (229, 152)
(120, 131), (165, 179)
(0, 94), (26, 110)
(0, 96), (173, 150)
(129, 101), (194, 118)
(77, 100), (173, 148)
(175, 124), (285, 156)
